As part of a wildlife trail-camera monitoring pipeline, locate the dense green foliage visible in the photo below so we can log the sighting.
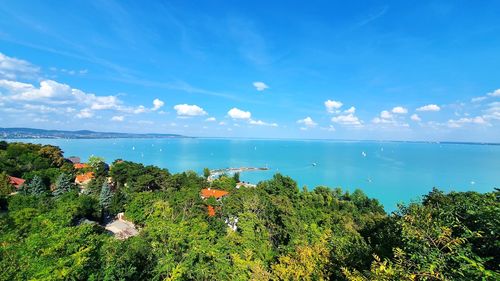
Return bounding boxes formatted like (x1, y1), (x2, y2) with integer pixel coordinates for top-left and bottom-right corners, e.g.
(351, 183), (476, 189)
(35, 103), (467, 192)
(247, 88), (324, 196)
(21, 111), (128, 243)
(53, 173), (76, 197)
(0, 141), (498, 280)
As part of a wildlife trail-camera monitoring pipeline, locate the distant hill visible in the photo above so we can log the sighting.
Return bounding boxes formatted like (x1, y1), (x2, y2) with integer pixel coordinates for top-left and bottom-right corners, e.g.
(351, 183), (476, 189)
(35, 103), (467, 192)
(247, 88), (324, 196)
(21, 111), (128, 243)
(0, 127), (187, 139)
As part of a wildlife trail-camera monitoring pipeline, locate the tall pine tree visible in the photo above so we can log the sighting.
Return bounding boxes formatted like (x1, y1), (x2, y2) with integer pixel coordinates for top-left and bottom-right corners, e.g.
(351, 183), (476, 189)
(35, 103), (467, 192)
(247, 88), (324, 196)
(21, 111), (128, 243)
(25, 175), (46, 195)
(99, 181), (113, 222)
(99, 181), (112, 210)
(53, 173), (75, 197)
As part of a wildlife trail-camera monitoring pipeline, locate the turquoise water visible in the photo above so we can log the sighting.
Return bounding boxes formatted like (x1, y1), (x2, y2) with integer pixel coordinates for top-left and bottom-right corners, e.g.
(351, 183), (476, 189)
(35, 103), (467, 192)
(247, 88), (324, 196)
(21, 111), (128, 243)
(9, 138), (500, 211)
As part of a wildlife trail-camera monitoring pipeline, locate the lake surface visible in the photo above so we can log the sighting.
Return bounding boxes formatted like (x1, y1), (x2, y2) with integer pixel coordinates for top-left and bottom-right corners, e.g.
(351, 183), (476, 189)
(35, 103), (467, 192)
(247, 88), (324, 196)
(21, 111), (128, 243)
(9, 138), (500, 211)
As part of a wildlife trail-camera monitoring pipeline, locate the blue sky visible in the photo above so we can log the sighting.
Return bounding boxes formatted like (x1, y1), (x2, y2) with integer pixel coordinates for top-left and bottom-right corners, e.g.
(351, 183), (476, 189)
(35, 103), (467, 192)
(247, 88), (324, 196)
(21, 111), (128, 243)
(0, 0), (499, 142)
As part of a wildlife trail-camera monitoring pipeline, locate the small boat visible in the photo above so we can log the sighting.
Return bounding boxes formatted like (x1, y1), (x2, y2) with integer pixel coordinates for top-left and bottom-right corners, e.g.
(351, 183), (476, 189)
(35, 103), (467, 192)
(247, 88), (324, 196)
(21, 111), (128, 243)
(361, 151), (367, 157)
(132, 146), (135, 150)
(312, 163), (317, 167)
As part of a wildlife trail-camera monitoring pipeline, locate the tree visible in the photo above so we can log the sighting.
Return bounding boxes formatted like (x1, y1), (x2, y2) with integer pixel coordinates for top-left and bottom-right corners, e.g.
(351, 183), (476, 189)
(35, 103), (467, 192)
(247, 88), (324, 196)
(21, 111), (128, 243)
(88, 155), (105, 169)
(99, 181), (112, 210)
(0, 172), (14, 196)
(38, 145), (65, 167)
(233, 172), (240, 183)
(203, 168), (211, 179)
(53, 173), (75, 197)
(24, 175), (47, 195)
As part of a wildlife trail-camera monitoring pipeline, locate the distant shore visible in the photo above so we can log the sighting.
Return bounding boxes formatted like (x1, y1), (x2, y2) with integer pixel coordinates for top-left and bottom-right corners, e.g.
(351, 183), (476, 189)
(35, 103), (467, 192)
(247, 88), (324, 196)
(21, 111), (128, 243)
(0, 127), (187, 139)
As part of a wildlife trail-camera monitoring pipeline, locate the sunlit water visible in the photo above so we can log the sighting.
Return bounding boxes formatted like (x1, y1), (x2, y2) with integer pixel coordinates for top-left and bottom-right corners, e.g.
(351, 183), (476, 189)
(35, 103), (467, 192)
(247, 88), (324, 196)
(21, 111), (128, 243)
(8, 138), (500, 211)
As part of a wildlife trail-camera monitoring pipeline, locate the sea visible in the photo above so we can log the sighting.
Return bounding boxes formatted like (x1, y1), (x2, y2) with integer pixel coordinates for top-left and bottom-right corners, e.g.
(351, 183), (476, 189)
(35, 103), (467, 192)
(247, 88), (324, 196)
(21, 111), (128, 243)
(8, 138), (500, 212)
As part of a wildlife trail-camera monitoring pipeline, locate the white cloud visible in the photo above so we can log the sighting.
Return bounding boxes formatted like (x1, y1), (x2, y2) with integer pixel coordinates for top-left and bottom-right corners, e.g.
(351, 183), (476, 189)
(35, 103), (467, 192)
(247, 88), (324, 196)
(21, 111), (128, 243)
(133, 105), (147, 114)
(392, 106), (408, 114)
(344, 106), (356, 114)
(331, 114), (362, 126)
(253, 81), (269, 91)
(0, 79), (126, 113)
(297, 116), (317, 128)
(228, 107), (251, 119)
(410, 114), (421, 122)
(90, 95), (122, 110)
(325, 100), (343, 113)
(372, 109), (409, 127)
(218, 121), (226, 126)
(249, 119), (278, 127)
(205, 117), (216, 122)
(173, 104), (207, 116)
(483, 102), (500, 121)
(111, 115), (124, 122)
(152, 98), (164, 111)
(471, 96), (487, 103)
(447, 116), (488, 128)
(380, 110), (392, 119)
(76, 108), (93, 119)
(0, 52), (39, 79)
(470, 89), (500, 103)
(488, 89), (500, 97)
(417, 104), (440, 112)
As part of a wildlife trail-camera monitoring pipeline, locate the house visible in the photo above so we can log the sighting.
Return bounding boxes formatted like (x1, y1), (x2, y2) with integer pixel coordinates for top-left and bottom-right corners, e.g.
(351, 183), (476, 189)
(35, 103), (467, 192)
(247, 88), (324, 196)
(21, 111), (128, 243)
(74, 163), (89, 169)
(200, 188), (229, 199)
(200, 188), (229, 217)
(8, 176), (25, 189)
(75, 172), (94, 185)
(67, 156), (81, 164)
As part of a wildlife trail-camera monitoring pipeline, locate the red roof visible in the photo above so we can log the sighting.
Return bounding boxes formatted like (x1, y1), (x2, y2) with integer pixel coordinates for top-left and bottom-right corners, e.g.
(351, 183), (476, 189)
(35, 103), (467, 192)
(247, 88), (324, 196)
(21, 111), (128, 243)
(8, 176), (25, 189)
(75, 172), (94, 184)
(207, 205), (216, 217)
(74, 163), (89, 169)
(200, 188), (229, 199)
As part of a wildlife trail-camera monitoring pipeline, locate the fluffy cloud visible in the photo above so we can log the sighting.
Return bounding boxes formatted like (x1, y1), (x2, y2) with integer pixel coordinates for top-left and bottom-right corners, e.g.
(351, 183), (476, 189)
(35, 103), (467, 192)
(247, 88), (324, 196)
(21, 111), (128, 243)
(152, 98), (164, 111)
(331, 114), (362, 126)
(447, 116), (488, 128)
(483, 102), (500, 121)
(416, 104), (440, 112)
(372, 110), (409, 127)
(249, 119), (278, 127)
(410, 114), (421, 122)
(253, 81), (269, 91)
(228, 107), (251, 119)
(173, 104), (207, 116)
(132, 105), (147, 114)
(0, 79), (128, 113)
(76, 108), (93, 119)
(344, 106), (356, 114)
(392, 106), (408, 114)
(297, 116), (317, 128)
(0, 53), (39, 80)
(205, 117), (216, 122)
(324, 100), (343, 113)
(111, 116), (124, 122)
(471, 89), (500, 103)
(488, 89), (500, 97)
(380, 110), (392, 119)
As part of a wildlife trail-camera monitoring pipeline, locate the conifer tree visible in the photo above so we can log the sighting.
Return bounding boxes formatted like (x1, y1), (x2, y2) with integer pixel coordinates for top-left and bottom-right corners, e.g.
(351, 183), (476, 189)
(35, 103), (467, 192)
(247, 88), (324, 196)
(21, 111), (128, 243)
(99, 181), (112, 210)
(53, 173), (75, 197)
(26, 175), (46, 195)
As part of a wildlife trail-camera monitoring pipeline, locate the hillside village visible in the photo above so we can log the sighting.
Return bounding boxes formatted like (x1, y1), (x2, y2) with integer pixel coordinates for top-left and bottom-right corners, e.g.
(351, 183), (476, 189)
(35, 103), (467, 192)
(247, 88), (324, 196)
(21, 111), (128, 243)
(0, 141), (498, 280)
